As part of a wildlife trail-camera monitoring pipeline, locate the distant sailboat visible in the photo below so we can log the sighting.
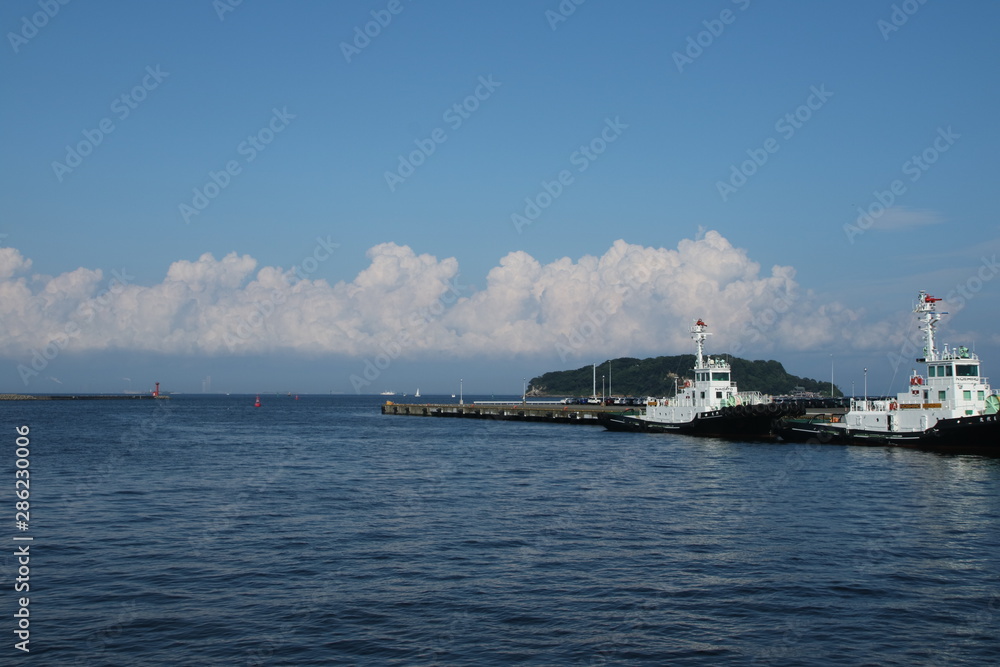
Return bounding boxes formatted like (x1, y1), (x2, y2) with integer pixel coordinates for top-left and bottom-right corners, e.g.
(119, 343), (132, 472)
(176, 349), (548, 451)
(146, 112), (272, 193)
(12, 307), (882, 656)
(415, 388), (421, 398)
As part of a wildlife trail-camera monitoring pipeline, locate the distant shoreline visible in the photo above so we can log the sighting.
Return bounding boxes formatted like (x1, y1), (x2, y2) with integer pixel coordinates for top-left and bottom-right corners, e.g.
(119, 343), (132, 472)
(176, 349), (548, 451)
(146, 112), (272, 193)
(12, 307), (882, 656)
(0, 394), (167, 401)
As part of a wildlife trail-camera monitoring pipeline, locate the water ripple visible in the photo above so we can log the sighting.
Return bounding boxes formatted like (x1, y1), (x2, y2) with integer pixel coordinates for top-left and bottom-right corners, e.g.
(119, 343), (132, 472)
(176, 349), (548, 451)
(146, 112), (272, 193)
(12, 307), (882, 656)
(16, 396), (1000, 665)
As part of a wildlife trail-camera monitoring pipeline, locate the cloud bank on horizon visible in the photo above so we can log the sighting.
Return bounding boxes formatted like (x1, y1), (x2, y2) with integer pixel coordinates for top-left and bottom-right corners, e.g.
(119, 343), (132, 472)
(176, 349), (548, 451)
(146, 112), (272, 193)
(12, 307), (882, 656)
(0, 230), (896, 375)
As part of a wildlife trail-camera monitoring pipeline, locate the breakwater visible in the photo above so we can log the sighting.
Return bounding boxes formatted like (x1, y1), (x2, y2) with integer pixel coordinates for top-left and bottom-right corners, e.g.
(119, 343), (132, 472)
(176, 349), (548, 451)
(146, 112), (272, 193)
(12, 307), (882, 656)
(0, 394), (168, 401)
(381, 401), (626, 424)
(382, 399), (845, 426)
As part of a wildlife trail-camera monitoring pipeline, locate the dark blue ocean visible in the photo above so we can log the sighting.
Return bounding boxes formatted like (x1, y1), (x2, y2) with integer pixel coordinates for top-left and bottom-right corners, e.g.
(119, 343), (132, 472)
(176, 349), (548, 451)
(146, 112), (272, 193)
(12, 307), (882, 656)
(4, 394), (1000, 665)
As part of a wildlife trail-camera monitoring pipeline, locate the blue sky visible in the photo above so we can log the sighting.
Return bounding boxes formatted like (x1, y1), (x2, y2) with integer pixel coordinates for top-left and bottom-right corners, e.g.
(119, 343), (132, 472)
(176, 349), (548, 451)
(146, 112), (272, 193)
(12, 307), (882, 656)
(1, 0), (998, 395)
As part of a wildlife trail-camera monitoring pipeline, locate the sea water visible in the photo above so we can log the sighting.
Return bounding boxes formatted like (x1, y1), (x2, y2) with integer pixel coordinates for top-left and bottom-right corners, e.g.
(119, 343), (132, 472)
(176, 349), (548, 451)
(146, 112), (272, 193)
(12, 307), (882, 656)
(4, 395), (999, 665)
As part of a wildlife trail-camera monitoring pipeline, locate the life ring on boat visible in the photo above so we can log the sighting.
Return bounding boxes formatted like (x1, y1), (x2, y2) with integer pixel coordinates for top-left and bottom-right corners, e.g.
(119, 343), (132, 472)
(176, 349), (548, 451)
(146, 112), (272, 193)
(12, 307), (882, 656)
(889, 401), (898, 411)
(910, 376), (923, 386)
(683, 380), (692, 388)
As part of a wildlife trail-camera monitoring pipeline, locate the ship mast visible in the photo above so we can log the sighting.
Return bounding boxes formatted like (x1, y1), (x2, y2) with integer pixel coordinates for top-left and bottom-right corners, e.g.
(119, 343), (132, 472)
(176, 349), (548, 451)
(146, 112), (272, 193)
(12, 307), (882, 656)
(914, 291), (944, 362)
(691, 319), (710, 368)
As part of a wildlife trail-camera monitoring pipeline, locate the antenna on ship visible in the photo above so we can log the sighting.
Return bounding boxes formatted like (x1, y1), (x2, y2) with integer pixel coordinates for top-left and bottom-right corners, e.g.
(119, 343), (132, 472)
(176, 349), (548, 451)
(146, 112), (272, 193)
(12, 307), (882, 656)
(914, 291), (944, 362)
(691, 319), (710, 369)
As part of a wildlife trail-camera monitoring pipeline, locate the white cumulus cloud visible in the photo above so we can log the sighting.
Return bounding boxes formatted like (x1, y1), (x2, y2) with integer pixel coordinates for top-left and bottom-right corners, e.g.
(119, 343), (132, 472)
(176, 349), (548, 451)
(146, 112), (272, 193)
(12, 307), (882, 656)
(0, 231), (893, 364)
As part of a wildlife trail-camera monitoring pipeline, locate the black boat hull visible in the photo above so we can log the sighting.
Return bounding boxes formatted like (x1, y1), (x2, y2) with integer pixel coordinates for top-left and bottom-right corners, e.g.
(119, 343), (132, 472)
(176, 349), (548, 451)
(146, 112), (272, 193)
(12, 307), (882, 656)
(600, 403), (804, 439)
(776, 413), (1000, 455)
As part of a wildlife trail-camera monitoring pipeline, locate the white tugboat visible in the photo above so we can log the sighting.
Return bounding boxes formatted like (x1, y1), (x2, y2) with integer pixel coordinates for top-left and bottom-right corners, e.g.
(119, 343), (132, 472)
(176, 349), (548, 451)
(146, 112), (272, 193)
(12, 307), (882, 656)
(777, 291), (1000, 453)
(601, 319), (801, 436)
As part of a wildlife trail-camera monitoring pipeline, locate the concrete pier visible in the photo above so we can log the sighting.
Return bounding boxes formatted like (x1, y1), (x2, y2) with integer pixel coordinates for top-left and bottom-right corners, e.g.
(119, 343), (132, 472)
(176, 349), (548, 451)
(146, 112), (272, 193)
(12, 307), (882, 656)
(381, 401), (629, 425)
(381, 400), (845, 427)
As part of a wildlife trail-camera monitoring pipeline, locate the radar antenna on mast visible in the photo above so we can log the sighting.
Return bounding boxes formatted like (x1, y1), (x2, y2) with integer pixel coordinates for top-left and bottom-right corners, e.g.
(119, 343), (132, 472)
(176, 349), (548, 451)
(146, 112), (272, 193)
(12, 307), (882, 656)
(691, 319), (711, 369)
(914, 291), (946, 362)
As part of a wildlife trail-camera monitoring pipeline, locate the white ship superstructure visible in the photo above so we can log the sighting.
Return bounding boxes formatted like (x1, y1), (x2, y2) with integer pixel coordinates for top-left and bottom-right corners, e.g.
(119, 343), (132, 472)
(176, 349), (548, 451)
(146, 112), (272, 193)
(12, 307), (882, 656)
(641, 319), (767, 426)
(843, 292), (995, 436)
(600, 319), (796, 436)
(779, 291), (1000, 451)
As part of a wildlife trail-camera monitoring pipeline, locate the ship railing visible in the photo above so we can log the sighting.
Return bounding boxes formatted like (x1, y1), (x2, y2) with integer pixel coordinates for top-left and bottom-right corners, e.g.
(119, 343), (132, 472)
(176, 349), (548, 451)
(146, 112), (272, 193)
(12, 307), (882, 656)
(733, 391), (766, 406)
(807, 414), (844, 424)
(850, 398), (907, 412)
(940, 348), (979, 361)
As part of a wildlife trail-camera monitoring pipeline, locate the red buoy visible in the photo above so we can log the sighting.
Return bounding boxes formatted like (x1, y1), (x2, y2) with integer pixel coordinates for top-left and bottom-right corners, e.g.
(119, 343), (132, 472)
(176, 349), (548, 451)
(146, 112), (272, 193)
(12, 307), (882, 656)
(254, 395), (261, 407)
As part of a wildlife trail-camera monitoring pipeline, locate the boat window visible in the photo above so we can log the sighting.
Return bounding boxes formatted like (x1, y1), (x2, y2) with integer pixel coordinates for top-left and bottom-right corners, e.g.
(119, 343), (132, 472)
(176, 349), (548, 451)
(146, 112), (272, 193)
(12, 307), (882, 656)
(711, 372), (730, 382)
(700, 392), (705, 399)
(963, 390), (972, 401)
(716, 392), (722, 399)
(957, 365), (979, 377)
(938, 390), (947, 400)
(979, 391), (986, 401)
(928, 366), (936, 377)
(945, 366), (953, 377)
